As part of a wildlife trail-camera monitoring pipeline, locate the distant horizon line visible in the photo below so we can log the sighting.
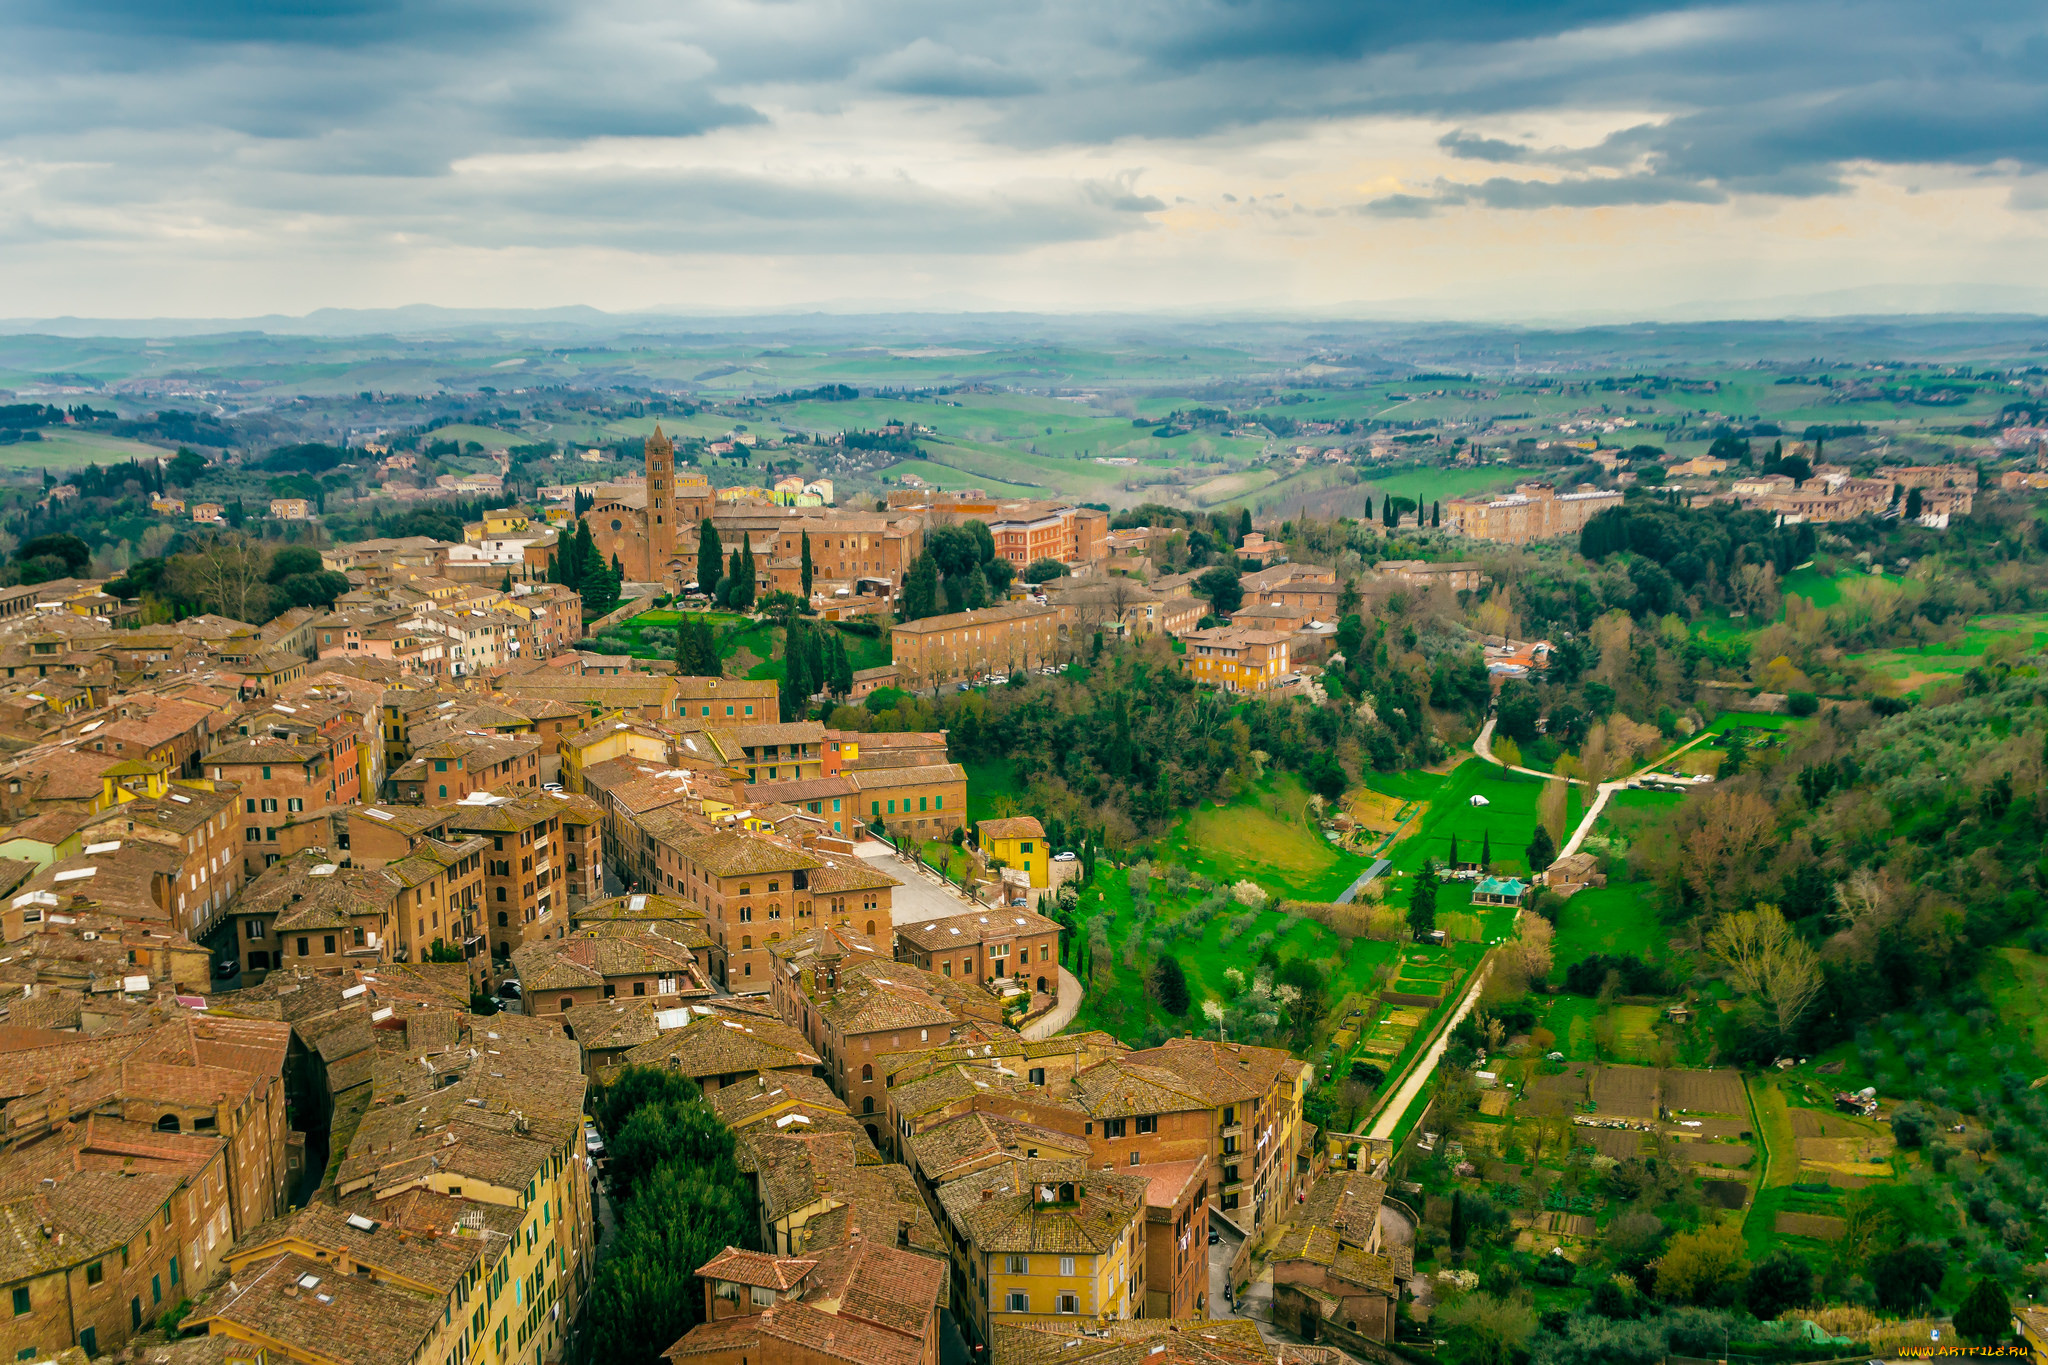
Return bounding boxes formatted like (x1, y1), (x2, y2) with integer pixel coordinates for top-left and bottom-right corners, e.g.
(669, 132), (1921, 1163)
(8, 300), (2048, 341)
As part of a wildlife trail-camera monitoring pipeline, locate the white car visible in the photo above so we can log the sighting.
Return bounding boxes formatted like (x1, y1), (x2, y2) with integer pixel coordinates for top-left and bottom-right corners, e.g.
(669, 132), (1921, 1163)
(1053, 851), (1077, 862)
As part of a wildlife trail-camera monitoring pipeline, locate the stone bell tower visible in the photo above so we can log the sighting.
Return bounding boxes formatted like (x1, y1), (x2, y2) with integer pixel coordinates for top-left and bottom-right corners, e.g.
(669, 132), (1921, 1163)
(645, 424), (676, 564)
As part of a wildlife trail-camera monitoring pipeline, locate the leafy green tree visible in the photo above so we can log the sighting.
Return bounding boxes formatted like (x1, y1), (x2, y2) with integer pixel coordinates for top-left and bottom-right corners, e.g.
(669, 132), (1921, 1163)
(982, 556), (1014, 596)
(167, 447), (209, 485)
(1495, 678), (1541, 742)
(1953, 1276), (2012, 1345)
(1742, 1248), (1813, 1320)
(1434, 1292), (1534, 1365)
(1408, 859), (1438, 936)
(1870, 1241), (1944, 1311)
(1195, 564), (1243, 614)
(1652, 1220), (1748, 1305)
(1905, 486), (1923, 519)
(1021, 557), (1068, 585)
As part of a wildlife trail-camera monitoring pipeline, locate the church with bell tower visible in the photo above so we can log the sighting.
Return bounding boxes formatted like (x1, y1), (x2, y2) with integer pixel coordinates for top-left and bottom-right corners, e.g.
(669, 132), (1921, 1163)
(583, 424), (714, 587)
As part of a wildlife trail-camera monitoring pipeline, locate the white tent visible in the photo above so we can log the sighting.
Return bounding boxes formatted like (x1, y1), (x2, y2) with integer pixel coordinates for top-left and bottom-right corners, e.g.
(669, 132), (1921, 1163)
(1468, 794), (1490, 807)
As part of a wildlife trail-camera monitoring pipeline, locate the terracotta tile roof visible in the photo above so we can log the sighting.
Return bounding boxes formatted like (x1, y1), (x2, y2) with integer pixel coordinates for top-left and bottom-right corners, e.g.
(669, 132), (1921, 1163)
(663, 1299), (923, 1365)
(808, 1237), (948, 1336)
(975, 816), (1044, 841)
(845, 763), (966, 792)
(559, 998), (660, 1052)
(571, 892), (706, 925)
(189, 1251), (445, 1365)
(706, 1071), (848, 1128)
(906, 1109), (1090, 1184)
(747, 1131), (941, 1257)
(694, 1245), (816, 1291)
(992, 1319), (1283, 1365)
(512, 927), (701, 991)
(1119, 1036), (1300, 1106)
(617, 1005), (820, 1080)
(896, 907), (1058, 953)
(936, 1158), (1146, 1256)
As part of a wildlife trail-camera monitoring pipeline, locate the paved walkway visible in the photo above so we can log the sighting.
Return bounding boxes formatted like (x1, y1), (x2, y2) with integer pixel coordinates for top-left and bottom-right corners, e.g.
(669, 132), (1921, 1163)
(1334, 857), (1391, 904)
(1021, 965), (1084, 1040)
(1365, 956), (1493, 1141)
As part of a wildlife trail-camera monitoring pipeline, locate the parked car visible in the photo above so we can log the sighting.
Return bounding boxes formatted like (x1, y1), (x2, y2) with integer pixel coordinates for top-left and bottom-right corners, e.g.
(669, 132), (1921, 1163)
(214, 957), (239, 978)
(496, 980), (522, 1000)
(1053, 851), (1077, 862)
(1208, 1229), (1221, 1245)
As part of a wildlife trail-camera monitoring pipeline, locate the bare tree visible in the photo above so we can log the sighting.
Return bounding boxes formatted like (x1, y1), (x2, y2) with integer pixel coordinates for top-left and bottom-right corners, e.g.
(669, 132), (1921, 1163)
(170, 532), (269, 622)
(1706, 903), (1823, 1034)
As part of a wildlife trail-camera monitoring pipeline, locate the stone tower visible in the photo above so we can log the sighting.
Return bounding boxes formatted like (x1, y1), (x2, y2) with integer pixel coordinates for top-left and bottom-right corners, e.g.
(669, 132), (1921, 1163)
(645, 424), (675, 565)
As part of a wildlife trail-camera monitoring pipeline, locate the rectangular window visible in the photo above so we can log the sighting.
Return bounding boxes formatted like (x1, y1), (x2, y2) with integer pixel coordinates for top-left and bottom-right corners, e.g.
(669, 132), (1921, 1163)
(1059, 1256), (1076, 1277)
(86, 1261), (103, 1286)
(11, 1288), (27, 1316)
(323, 935), (336, 954)
(919, 797), (928, 811)
(1005, 1254), (1028, 1275)
(169, 1256), (179, 1287)
(1005, 1290), (1029, 1313)
(887, 800), (895, 814)
(1103, 1118), (1125, 1139)
(1136, 1115), (1156, 1135)
(1057, 1292), (1079, 1314)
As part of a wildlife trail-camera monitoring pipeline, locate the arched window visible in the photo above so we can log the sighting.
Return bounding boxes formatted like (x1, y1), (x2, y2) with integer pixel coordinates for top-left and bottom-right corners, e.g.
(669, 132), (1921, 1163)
(738, 884), (750, 897)
(865, 920), (876, 937)
(768, 880), (779, 893)
(560, 997), (574, 1013)
(497, 911), (508, 926)
(862, 1096), (875, 1114)
(156, 1114), (180, 1133)
(741, 935), (752, 949)
(861, 1064), (873, 1082)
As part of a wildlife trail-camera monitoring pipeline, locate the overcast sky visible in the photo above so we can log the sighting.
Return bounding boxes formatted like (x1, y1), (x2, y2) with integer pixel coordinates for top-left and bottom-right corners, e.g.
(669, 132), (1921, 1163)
(5, 0), (2047, 321)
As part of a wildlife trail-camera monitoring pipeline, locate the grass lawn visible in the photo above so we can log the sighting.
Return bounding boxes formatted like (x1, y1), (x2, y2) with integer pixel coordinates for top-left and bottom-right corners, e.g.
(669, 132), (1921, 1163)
(0, 430), (176, 471)
(1156, 772), (1372, 901)
(1549, 881), (1667, 980)
(1359, 465), (1545, 506)
(1066, 851), (1476, 1052)
(424, 422), (534, 449)
(1380, 761), (1559, 880)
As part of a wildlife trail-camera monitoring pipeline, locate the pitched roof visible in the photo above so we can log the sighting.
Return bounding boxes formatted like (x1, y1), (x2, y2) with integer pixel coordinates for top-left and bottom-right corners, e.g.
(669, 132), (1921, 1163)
(936, 1158), (1146, 1256)
(976, 816), (1044, 841)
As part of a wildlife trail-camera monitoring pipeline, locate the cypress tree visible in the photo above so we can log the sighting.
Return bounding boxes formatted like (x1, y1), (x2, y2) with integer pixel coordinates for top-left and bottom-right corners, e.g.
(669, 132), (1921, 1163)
(738, 537), (757, 610)
(1526, 824), (1557, 873)
(1153, 954), (1190, 1015)
(695, 519), (721, 593)
(1431, 501), (1440, 527)
(1363, 494), (1373, 520)
(830, 633), (854, 695)
(800, 530), (814, 597)
(902, 551), (939, 621)
(1480, 831), (1492, 871)
(1448, 833), (1458, 867)
(1236, 507), (1251, 546)
(1408, 858), (1439, 936)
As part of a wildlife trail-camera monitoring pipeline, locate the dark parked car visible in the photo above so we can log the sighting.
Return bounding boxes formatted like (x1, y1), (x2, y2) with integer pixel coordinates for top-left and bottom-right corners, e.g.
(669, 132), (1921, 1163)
(1207, 1229), (1221, 1245)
